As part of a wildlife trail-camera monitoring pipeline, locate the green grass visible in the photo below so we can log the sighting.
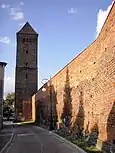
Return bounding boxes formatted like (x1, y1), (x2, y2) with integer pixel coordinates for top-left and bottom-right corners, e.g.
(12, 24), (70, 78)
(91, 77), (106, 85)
(86, 146), (103, 153)
(66, 137), (103, 153)
(70, 138), (88, 150)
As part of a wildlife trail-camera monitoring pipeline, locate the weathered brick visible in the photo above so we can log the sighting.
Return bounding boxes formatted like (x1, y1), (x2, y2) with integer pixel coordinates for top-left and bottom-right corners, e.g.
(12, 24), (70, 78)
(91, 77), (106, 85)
(34, 2), (115, 143)
(15, 22), (38, 120)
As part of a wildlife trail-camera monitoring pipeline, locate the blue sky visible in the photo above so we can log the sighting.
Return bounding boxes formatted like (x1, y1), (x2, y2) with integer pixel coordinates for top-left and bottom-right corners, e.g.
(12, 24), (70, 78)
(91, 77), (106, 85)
(0, 0), (113, 96)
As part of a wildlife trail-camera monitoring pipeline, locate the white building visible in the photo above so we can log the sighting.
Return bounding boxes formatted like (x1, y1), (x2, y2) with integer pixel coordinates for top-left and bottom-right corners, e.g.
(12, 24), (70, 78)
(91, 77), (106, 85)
(0, 62), (7, 129)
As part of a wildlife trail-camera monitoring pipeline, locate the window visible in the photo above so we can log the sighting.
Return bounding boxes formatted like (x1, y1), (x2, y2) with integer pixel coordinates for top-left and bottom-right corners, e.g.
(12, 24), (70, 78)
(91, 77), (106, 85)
(25, 62), (28, 66)
(26, 74), (28, 79)
(29, 38), (31, 43)
(26, 38), (28, 42)
(23, 38), (25, 43)
(25, 88), (28, 92)
(26, 50), (28, 54)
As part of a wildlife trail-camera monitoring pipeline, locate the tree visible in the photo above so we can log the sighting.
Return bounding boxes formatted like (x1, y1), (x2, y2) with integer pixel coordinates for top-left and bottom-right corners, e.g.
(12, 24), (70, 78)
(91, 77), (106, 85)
(5, 92), (15, 106)
(3, 92), (15, 120)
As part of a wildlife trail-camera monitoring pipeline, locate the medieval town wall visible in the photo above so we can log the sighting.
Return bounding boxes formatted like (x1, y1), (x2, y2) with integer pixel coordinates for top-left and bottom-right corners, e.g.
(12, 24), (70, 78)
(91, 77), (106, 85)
(33, 2), (115, 143)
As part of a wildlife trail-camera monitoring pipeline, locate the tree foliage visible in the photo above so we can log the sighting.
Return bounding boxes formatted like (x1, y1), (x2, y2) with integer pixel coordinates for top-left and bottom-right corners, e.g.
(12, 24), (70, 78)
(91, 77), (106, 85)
(5, 92), (15, 106)
(3, 92), (15, 119)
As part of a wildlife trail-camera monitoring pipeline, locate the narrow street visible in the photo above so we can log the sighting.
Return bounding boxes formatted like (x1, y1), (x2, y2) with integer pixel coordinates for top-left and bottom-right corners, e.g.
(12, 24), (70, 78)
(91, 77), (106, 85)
(0, 124), (86, 153)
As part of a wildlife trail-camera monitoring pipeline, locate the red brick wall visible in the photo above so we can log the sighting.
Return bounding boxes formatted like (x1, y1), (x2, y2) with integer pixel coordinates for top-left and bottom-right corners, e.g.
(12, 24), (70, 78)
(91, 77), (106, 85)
(23, 101), (32, 120)
(35, 2), (115, 142)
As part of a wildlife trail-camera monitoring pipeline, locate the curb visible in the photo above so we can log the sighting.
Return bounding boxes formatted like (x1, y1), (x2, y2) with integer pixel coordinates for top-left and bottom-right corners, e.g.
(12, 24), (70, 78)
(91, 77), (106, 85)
(51, 132), (87, 153)
(36, 126), (86, 153)
(35, 126), (49, 132)
(0, 126), (15, 153)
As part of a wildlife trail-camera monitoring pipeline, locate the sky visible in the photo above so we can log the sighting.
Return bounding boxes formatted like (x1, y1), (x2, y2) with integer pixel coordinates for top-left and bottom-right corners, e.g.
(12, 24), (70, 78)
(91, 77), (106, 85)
(0, 0), (114, 97)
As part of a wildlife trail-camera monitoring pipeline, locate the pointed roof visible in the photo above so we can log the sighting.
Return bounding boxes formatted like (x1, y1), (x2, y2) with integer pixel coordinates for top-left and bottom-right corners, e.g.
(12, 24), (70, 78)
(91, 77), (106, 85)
(17, 22), (38, 35)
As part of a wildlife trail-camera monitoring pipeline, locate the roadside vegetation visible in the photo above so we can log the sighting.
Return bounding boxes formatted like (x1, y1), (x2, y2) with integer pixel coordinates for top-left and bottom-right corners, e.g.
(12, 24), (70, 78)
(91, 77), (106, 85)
(67, 137), (103, 153)
(55, 128), (103, 153)
(3, 92), (15, 120)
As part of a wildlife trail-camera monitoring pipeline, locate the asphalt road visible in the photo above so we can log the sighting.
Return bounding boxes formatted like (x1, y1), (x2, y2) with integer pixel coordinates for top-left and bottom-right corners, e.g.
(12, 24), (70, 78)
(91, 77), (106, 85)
(0, 124), (86, 153)
(0, 125), (14, 152)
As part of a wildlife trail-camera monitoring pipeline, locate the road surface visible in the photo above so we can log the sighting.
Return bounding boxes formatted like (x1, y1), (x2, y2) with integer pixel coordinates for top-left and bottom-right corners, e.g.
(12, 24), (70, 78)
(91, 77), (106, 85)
(0, 124), (86, 153)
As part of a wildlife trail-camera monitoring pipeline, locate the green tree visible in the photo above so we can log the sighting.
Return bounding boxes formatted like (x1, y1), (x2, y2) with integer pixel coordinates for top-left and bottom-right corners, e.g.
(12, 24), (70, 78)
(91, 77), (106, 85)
(3, 92), (15, 120)
(5, 92), (15, 106)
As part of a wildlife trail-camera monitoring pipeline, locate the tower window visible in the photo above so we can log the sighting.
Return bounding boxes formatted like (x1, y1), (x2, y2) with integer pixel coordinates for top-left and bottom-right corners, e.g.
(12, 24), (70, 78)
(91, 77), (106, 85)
(25, 88), (28, 92)
(26, 50), (28, 54)
(23, 38), (25, 43)
(26, 74), (28, 79)
(30, 38), (31, 43)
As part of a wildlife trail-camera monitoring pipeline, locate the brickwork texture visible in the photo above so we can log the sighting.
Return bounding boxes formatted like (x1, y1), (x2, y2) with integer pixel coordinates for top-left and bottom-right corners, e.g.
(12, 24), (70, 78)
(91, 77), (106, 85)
(33, 2), (115, 143)
(15, 22), (38, 120)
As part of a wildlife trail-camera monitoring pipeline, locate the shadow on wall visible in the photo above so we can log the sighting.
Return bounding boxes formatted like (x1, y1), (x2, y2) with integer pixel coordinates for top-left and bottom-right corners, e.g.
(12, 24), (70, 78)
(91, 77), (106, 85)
(35, 100), (44, 125)
(35, 83), (58, 130)
(100, 101), (115, 153)
(70, 92), (115, 153)
(51, 85), (58, 130)
(106, 101), (115, 142)
(89, 123), (99, 146)
(72, 87), (85, 137)
(61, 67), (72, 129)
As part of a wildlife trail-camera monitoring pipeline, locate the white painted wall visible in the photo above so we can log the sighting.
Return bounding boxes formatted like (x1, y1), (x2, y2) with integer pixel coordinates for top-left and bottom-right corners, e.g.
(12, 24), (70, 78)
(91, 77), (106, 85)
(0, 63), (7, 129)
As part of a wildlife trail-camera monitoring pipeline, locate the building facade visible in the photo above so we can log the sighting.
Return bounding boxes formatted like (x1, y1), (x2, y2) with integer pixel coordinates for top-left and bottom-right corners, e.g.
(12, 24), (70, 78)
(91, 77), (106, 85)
(0, 62), (7, 129)
(33, 2), (115, 152)
(15, 22), (38, 120)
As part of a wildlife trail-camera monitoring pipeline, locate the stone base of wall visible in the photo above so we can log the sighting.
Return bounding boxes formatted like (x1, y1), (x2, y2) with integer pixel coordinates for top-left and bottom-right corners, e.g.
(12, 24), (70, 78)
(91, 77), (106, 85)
(96, 139), (103, 151)
(96, 139), (115, 153)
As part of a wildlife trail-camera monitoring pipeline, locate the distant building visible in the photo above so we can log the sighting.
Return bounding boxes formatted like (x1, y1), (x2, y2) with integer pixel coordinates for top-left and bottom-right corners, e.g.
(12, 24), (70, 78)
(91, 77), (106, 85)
(15, 22), (38, 121)
(0, 62), (7, 129)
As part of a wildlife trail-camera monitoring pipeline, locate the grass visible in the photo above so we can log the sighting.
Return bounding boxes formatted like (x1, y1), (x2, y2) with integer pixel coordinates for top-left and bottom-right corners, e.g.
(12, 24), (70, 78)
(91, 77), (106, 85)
(55, 132), (103, 153)
(86, 146), (102, 152)
(67, 138), (103, 153)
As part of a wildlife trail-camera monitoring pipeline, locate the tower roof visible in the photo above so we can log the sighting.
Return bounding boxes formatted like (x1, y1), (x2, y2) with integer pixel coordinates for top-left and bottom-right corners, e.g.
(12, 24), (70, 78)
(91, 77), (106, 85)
(17, 22), (38, 35)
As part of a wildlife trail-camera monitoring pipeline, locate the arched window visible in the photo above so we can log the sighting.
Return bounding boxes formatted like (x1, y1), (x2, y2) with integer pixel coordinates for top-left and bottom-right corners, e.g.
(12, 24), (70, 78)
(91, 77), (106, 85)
(26, 74), (28, 79)
(23, 38), (25, 43)
(30, 38), (31, 43)
(26, 50), (28, 54)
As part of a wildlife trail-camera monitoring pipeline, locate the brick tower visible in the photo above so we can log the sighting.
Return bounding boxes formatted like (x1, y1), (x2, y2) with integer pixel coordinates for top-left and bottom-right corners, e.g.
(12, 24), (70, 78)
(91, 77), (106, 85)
(15, 22), (38, 120)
